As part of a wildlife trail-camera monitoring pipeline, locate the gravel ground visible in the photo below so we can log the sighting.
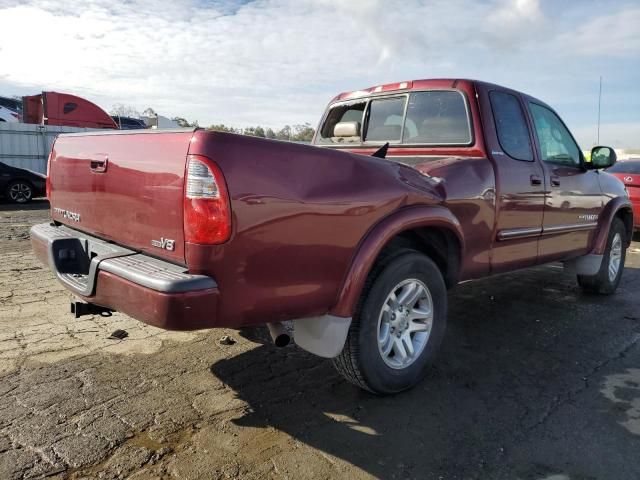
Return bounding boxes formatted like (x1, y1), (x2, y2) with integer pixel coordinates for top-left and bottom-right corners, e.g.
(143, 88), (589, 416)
(0, 200), (639, 480)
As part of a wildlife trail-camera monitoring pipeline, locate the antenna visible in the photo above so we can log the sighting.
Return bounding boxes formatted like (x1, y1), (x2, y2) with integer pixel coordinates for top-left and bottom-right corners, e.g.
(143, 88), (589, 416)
(597, 76), (602, 145)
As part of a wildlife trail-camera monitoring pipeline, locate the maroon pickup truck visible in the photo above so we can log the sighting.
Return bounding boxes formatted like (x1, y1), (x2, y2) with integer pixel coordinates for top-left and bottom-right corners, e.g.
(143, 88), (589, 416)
(31, 79), (633, 394)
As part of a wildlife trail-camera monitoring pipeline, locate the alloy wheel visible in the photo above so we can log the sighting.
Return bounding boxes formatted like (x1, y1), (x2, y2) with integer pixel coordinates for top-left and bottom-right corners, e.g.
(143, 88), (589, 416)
(9, 182), (32, 203)
(608, 232), (622, 282)
(376, 278), (433, 369)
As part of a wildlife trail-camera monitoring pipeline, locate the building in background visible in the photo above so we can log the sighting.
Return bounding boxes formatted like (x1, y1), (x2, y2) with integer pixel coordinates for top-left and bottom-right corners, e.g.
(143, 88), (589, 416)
(140, 113), (179, 129)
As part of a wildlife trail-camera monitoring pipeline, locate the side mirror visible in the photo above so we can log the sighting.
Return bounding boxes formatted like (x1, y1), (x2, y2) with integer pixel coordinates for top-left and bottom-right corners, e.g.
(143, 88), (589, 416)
(590, 146), (617, 169)
(333, 121), (360, 138)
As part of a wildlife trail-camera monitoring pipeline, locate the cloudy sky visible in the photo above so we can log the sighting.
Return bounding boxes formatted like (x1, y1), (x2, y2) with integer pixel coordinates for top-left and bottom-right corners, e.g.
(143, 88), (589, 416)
(0, 0), (638, 147)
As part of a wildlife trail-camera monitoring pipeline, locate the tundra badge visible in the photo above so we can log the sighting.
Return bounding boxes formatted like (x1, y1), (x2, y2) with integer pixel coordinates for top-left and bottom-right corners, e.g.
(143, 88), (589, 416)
(151, 237), (175, 251)
(53, 207), (81, 222)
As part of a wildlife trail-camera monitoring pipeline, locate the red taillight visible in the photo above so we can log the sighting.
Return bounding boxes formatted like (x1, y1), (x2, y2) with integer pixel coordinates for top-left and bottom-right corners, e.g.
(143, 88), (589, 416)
(184, 155), (231, 244)
(46, 151), (52, 200)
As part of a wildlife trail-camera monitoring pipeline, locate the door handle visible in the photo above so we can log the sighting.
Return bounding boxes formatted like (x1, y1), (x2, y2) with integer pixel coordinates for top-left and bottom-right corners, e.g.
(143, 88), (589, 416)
(530, 175), (542, 186)
(89, 155), (108, 173)
(550, 176), (560, 187)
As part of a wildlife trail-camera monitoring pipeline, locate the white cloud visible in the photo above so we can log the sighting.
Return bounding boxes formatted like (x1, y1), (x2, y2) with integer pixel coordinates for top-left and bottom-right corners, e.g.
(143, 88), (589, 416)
(558, 7), (640, 57)
(0, 0), (637, 144)
(485, 0), (544, 44)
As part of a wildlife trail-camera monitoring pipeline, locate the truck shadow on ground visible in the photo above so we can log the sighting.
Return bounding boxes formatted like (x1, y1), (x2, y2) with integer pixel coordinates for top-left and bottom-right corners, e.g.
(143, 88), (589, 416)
(0, 198), (49, 211)
(210, 263), (640, 479)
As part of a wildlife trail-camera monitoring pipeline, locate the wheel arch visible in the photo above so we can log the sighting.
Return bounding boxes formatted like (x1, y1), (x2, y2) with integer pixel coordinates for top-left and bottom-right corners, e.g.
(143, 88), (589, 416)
(592, 198), (634, 254)
(7, 177), (34, 187)
(330, 205), (464, 318)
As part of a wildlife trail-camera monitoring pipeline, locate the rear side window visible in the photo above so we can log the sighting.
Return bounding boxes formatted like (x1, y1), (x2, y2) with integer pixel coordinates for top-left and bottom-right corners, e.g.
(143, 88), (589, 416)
(606, 160), (640, 174)
(365, 97), (406, 142)
(489, 91), (533, 161)
(63, 102), (78, 114)
(317, 101), (366, 144)
(403, 91), (471, 145)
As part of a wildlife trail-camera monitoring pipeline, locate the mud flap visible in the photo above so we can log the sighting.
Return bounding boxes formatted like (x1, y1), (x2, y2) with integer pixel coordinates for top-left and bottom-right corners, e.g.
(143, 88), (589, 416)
(563, 254), (604, 276)
(293, 315), (352, 358)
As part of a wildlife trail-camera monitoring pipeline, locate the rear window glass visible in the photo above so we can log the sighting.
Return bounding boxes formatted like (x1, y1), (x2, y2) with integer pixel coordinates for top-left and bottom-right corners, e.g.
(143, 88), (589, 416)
(403, 91), (471, 145)
(317, 90), (471, 146)
(606, 160), (640, 174)
(365, 97), (406, 142)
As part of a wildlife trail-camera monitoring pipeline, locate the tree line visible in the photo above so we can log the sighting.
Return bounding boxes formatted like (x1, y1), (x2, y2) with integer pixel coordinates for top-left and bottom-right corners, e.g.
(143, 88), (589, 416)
(110, 104), (315, 142)
(203, 123), (315, 142)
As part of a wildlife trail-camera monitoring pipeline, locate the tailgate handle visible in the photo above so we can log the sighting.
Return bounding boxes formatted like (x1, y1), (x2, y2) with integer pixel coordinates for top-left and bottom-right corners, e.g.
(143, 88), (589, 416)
(89, 155), (108, 173)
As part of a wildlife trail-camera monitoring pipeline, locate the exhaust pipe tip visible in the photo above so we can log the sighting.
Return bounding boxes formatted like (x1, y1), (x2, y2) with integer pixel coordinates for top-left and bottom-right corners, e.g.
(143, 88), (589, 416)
(267, 322), (291, 347)
(273, 333), (291, 348)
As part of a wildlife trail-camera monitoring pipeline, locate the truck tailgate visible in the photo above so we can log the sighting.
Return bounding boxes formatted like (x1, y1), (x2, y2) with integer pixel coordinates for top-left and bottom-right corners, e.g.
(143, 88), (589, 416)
(49, 130), (195, 264)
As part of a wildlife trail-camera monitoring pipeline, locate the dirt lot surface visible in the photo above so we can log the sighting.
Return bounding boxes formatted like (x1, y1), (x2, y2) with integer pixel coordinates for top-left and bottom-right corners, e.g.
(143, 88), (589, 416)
(0, 200), (639, 480)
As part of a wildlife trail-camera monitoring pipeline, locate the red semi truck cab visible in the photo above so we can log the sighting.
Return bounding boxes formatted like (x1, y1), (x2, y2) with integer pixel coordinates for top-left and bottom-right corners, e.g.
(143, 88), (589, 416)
(31, 79), (634, 394)
(22, 92), (117, 129)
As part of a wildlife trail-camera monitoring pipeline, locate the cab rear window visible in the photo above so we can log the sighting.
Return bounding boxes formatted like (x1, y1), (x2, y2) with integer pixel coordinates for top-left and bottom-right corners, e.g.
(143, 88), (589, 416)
(316, 90), (472, 146)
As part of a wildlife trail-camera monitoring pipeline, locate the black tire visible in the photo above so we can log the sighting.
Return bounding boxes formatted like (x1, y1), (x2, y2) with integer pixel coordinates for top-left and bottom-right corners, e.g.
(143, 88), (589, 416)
(6, 180), (33, 204)
(333, 250), (447, 394)
(577, 218), (627, 295)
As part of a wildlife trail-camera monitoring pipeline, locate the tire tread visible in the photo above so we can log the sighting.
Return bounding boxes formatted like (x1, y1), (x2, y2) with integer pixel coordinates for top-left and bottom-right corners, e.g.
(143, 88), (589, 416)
(332, 248), (423, 393)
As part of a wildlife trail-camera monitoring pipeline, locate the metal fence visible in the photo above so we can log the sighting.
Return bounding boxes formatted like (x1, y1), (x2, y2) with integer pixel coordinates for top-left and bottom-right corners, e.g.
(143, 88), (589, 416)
(0, 123), (99, 174)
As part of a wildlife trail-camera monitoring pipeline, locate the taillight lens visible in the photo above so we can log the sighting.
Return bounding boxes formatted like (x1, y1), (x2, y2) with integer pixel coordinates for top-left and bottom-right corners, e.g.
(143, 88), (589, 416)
(184, 155), (231, 244)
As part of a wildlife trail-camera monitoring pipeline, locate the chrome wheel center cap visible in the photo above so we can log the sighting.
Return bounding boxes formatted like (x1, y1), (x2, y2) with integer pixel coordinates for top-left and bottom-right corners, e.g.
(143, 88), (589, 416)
(391, 308), (409, 333)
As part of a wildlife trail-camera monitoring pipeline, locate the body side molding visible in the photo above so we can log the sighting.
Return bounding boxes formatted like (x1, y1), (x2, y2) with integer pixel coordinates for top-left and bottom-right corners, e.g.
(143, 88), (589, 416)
(497, 222), (598, 242)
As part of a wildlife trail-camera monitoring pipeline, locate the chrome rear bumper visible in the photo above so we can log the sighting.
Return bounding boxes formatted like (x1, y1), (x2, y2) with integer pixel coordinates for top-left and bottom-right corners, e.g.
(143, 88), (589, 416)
(30, 223), (216, 296)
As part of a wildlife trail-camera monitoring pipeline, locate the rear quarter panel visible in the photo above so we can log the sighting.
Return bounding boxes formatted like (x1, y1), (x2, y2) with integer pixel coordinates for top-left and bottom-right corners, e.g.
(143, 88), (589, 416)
(187, 131), (444, 326)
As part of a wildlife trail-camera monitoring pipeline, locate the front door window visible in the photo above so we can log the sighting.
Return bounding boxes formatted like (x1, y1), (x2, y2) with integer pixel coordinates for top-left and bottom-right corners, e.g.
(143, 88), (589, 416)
(529, 103), (581, 167)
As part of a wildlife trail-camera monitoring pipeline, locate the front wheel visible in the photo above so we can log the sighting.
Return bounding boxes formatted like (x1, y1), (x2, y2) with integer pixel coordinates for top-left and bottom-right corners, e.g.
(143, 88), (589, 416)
(333, 250), (447, 394)
(6, 181), (33, 204)
(577, 218), (627, 295)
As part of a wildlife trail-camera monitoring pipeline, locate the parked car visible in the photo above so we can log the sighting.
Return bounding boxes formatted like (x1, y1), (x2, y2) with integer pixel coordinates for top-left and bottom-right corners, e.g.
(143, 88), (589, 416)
(31, 79), (633, 394)
(606, 159), (640, 230)
(0, 105), (19, 123)
(0, 161), (46, 203)
(0, 95), (22, 115)
(111, 116), (148, 130)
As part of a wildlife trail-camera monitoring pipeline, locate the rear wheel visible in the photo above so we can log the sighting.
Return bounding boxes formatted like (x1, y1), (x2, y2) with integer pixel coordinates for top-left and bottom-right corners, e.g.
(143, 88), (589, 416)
(577, 218), (627, 294)
(6, 180), (33, 204)
(333, 250), (447, 394)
